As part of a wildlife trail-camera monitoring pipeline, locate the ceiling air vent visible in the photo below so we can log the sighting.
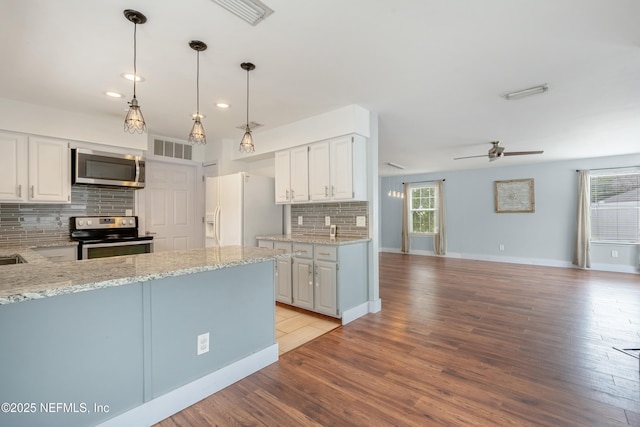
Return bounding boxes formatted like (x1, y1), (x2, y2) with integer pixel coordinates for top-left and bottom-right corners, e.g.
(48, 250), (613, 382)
(153, 138), (193, 161)
(236, 121), (263, 130)
(210, 0), (274, 26)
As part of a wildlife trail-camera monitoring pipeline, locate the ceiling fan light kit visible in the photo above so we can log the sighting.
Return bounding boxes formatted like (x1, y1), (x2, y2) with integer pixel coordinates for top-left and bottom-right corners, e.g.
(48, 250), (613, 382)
(502, 84), (549, 101)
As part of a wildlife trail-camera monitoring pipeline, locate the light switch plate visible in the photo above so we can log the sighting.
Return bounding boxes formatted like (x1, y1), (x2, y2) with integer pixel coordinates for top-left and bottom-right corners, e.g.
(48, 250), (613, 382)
(325, 216), (331, 226)
(298, 216), (303, 225)
(356, 216), (366, 227)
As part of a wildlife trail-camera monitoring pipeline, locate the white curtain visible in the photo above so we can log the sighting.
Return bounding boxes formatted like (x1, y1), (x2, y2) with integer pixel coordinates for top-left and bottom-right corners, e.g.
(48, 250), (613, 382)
(401, 182), (410, 253)
(573, 170), (591, 268)
(433, 180), (446, 255)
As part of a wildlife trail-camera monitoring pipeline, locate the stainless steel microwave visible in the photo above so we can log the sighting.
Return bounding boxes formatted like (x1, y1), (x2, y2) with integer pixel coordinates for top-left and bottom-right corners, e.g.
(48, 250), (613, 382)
(72, 148), (145, 188)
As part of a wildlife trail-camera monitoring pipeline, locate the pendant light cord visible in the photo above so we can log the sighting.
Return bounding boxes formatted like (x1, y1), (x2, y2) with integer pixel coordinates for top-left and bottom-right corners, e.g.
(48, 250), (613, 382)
(132, 22), (138, 99)
(196, 51), (200, 115)
(246, 68), (250, 127)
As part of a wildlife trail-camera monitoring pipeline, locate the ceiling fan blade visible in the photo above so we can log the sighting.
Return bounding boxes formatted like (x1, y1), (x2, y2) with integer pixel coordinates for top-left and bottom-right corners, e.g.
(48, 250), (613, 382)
(502, 150), (544, 156)
(453, 154), (487, 160)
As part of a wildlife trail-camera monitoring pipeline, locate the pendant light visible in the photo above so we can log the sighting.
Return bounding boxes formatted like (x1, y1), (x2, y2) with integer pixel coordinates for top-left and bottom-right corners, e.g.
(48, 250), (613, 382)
(123, 9), (147, 133)
(239, 62), (256, 153)
(188, 40), (207, 145)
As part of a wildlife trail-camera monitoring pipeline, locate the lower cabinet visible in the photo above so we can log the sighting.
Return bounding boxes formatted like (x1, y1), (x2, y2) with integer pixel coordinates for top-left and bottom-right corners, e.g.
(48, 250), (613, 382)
(260, 239), (367, 319)
(274, 242), (293, 304)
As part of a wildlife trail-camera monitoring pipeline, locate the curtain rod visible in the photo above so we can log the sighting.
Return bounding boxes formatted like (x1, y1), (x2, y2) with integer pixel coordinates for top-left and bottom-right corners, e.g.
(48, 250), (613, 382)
(402, 179), (445, 184)
(576, 166), (639, 172)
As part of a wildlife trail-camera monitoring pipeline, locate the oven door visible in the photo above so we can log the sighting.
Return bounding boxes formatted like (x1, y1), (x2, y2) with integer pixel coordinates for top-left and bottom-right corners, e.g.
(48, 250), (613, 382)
(80, 240), (154, 260)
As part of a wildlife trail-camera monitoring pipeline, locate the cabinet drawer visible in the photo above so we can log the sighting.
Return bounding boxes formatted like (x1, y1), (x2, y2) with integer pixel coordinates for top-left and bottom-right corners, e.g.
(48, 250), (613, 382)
(274, 242), (292, 251)
(258, 240), (274, 249)
(314, 245), (337, 262)
(293, 243), (313, 258)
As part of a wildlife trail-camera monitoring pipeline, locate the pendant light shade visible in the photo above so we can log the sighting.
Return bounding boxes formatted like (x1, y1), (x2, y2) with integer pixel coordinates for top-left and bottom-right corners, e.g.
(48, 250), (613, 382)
(239, 62), (256, 153)
(123, 9), (147, 134)
(188, 40), (207, 145)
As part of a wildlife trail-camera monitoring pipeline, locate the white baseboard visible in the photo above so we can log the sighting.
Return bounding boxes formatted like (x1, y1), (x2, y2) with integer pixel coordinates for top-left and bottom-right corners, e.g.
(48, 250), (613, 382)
(368, 298), (382, 313)
(97, 344), (279, 427)
(341, 302), (369, 325)
(591, 263), (639, 274)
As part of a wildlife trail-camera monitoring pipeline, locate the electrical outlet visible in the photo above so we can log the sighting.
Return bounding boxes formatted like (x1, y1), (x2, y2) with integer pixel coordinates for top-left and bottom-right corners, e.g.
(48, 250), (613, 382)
(197, 332), (210, 356)
(298, 216), (303, 225)
(325, 216), (331, 226)
(125, 209), (133, 216)
(356, 216), (366, 227)
(611, 250), (619, 258)
(499, 244), (505, 251)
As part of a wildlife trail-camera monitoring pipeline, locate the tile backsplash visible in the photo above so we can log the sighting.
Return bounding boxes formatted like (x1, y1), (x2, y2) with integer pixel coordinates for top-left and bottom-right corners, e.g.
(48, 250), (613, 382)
(0, 186), (135, 246)
(291, 201), (369, 238)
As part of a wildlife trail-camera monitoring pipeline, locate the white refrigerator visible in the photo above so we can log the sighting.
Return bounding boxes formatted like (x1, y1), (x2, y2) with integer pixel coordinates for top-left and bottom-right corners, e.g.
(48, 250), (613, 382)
(205, 172), (283, 247)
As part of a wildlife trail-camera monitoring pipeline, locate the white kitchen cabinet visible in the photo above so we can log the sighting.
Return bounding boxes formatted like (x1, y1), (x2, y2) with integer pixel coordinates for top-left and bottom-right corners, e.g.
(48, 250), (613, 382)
(308, 141), (331, 201)
(297, 134), (367, 203)
(274, 147), (310, 204)
(274, 151), (292, 203)
(0, 132), (70, 204)
(290, 146), (309, 202)
(28, 136), (71, 203)
(0, 131), (28, 202)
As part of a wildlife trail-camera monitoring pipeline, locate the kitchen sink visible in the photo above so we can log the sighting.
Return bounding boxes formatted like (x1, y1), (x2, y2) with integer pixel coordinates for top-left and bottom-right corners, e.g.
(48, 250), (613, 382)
(0, 254), (27, 265)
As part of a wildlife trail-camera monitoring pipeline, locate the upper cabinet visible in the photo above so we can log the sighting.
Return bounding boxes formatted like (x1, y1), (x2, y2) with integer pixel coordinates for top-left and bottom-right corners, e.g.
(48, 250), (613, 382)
(0, 132), (70, 203)
(275, 146), (310, 204)
(308, 135), (367, 202)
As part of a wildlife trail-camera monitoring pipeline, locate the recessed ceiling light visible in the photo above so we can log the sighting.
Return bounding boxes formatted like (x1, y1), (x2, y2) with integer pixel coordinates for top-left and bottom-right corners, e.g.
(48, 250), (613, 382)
(216, 103), (230, 109)
(121, 72), (146, 82)
(105, 91), (124, 98)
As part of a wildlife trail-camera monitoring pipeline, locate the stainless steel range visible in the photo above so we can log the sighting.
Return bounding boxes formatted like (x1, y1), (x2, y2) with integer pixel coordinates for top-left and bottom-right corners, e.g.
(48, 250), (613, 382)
(70, 216), (154, 260)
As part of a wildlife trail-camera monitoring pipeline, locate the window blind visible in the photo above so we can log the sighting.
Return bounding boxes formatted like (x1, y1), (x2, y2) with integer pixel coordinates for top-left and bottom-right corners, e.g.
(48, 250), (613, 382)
(590, 169), (640, 243)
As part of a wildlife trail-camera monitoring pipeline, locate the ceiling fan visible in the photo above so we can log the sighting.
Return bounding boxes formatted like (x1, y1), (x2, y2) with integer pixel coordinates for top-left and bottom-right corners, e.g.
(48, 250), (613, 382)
(454, 141), (543, 162)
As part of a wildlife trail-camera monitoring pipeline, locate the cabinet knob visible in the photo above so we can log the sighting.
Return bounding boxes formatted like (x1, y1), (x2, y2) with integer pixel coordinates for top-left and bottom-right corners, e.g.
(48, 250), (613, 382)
(31, 185), (34, 198)
(17, 184), (22, 198)
(285, 189), (289, 200)
(325, 185), (329, 197)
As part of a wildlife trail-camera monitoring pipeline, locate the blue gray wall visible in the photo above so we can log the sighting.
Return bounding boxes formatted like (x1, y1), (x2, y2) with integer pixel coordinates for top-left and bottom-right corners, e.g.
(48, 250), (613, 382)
(380, 153), (640, 273)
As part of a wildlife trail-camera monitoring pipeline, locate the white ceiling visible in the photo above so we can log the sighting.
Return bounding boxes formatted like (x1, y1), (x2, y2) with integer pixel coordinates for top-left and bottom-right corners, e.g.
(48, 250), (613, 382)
(1, 0), (639, 176)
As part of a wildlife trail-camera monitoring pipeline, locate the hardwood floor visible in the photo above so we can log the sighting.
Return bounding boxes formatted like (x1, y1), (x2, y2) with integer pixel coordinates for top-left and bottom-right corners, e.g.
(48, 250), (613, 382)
(156, 253), (640, 426)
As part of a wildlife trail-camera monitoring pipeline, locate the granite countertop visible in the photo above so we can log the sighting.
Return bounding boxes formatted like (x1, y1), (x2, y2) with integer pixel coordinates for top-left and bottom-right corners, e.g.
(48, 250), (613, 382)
(0, 246), (291, 305)
(256, 234), (371, 245)
(0, 241), (78, 265)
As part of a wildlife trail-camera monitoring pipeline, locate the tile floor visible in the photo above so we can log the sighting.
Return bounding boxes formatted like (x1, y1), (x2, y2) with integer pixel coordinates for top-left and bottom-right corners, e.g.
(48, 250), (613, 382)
(275, 304), (341, 355)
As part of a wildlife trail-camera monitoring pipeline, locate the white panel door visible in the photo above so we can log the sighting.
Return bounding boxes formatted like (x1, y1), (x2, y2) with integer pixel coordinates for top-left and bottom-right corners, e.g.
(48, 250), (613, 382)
(0, 131), (27, 202)
(145, 161), (198, 252)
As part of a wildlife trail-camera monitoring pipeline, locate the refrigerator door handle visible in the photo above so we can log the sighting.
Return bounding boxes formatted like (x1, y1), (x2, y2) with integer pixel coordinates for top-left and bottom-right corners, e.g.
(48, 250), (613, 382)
(215, 206), (221, 245)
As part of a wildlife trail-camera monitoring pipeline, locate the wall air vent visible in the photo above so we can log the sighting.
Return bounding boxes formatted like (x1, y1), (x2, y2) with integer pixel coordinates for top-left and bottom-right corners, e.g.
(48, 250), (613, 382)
(153, 138), (193, 160)
(210, 0), (274, 26)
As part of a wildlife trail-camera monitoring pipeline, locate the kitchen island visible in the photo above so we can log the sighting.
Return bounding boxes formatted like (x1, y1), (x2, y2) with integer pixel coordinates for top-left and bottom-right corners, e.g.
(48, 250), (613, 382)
(0, 246), (290, 427)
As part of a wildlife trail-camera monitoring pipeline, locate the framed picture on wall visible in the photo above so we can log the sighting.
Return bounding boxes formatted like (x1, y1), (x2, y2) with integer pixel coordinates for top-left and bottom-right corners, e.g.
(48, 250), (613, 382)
(494, 178), (535, 213)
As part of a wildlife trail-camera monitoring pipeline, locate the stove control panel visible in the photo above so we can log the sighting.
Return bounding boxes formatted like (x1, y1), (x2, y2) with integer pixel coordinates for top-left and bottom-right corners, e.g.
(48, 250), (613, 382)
(73, 216), (137, 230)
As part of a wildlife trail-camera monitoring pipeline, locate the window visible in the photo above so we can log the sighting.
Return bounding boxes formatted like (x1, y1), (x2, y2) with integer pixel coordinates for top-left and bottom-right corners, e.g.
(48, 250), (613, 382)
(410, 185), (438, 234)
(590, 170), (640, 243)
